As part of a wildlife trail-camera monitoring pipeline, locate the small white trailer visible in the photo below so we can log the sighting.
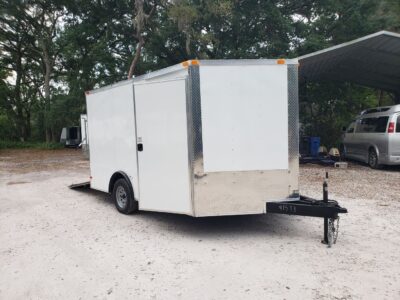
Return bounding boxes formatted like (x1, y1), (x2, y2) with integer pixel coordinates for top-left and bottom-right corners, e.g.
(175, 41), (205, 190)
(75, 59), (346, 245)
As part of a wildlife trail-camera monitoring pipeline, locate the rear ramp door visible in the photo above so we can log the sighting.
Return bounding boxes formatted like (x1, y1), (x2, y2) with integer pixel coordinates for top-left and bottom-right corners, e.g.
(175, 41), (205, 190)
(199, 64), (289, 172)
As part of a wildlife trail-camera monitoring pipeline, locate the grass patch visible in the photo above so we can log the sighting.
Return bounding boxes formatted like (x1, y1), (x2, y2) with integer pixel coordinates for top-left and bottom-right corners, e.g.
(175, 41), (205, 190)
(0, 141), (64, 150)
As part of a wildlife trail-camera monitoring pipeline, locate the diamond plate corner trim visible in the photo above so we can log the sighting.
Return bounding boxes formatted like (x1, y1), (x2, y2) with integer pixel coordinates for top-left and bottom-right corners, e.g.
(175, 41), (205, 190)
(187, 65), (204, 215)
(287, 64), (299, 162)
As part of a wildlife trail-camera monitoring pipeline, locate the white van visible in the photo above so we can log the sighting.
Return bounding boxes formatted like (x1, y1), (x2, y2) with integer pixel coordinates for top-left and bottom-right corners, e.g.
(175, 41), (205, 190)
(341, 105), (400, 168)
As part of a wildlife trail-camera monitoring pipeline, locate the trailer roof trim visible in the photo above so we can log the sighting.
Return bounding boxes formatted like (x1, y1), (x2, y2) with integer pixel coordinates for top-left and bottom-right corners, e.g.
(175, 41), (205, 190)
(86, 78), (135, 95)
(87, 59), (299, 95)
(198, 58), (298, 66)
(298, 30), (400, 94)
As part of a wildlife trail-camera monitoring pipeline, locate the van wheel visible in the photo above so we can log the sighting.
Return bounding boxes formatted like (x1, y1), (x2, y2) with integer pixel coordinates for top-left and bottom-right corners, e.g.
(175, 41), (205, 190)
(112, 178), (138, 214)
(368, 149), (381, 169)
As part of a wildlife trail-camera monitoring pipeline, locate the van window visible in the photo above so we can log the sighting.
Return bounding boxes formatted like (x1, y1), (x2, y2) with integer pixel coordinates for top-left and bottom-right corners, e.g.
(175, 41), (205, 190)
(346, 122), (355, 133)
(375, 116), (389, 133)
(356, 117), (389, 133)
(363, 107), (390, 115)
(356, 118), (375, 133)
(69, 127), (78, 139)
(397, 115), (400, 133)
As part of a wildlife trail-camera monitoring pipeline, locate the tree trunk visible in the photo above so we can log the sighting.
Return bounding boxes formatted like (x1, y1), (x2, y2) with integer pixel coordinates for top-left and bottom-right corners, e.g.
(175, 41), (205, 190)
(14, 44), (26, 141)
(42, 45), (52, 142)
(25, 110), (31, 139)
(378, 90), (383, 106)
(185, 32), (191, 57)
(128, 37), (144, 79)
(52, 128), (57, 142)
(127, 0), (157, 79)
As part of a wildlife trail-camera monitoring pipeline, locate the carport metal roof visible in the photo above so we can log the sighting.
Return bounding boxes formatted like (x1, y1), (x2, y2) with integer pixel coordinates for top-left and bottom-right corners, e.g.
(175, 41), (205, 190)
(298, 31), (400, 95)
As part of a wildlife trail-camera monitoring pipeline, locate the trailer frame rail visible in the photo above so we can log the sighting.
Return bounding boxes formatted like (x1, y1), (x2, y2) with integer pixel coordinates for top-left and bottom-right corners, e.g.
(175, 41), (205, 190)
(266, 196), (347, 219)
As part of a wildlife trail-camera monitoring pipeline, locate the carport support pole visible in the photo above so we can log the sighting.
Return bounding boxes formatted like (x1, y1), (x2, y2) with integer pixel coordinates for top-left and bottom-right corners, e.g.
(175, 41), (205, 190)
(323, 172), (329, 244)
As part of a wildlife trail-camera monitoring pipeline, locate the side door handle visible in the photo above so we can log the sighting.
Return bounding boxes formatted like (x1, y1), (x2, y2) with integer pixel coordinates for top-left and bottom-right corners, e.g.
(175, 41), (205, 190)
(137, 143), (143, 152)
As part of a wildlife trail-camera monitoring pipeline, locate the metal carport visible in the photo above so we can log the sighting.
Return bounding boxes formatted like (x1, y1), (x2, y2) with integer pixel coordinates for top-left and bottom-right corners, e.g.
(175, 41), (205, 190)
(298, 31), (400, 102)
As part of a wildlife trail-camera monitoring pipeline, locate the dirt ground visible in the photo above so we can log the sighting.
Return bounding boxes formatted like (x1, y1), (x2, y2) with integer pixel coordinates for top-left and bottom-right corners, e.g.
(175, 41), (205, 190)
(1, 149), (399, 299)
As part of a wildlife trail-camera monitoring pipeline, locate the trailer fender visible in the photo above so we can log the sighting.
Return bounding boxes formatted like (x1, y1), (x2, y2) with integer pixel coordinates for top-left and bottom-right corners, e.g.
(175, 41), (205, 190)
(109, 171), (135, 198)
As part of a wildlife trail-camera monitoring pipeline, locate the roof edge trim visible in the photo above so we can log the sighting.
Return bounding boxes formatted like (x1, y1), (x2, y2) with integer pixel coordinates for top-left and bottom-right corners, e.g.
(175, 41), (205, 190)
(298, 30), (400, 60)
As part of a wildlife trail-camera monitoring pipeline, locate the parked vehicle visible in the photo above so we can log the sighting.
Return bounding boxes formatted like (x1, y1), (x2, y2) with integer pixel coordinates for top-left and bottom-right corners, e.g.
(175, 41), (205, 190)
(60, 126), (81, 148)
(340, 105), (400, 168)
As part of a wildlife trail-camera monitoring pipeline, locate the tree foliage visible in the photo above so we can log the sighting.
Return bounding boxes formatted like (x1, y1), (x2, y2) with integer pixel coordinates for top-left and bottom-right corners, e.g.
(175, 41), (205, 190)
(0, 0), (399, 145)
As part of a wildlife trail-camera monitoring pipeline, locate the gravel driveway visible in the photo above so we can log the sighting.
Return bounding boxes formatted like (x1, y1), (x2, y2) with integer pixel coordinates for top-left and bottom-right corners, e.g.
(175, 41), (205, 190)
(1, 149), (399, 299)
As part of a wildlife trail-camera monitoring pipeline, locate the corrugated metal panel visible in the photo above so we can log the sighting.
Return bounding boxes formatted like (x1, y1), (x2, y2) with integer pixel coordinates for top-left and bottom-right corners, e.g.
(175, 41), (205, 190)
(299, 31), (400, 94)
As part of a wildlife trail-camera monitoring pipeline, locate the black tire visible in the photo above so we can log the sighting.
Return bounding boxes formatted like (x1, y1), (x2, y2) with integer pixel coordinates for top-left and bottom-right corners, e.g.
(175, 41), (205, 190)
(112, 178), (138, 214)
(368, 148), (381, 169)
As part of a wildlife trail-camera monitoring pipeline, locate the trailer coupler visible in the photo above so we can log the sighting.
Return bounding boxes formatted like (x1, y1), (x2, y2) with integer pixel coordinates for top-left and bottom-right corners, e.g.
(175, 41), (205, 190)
(266, 173), (347, 247)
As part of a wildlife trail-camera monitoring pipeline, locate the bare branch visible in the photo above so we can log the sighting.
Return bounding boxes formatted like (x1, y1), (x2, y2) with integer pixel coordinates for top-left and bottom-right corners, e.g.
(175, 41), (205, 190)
(127, 0), (158, 78)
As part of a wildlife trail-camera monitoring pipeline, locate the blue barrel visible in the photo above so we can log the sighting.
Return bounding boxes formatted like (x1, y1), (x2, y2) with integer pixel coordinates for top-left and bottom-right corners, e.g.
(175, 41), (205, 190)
(309, 137), (320, 157)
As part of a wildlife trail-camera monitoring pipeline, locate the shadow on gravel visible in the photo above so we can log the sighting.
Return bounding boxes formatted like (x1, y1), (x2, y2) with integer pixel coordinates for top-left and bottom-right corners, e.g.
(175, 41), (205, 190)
(380, 165), (400, 172)
(137, 211), (311, 240)
(343, 159), (400, 172)
(71, 186), (317, 240)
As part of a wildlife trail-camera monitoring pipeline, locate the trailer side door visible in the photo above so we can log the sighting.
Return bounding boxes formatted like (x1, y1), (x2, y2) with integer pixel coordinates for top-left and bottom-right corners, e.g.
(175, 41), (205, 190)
(134, 78), (192, 214)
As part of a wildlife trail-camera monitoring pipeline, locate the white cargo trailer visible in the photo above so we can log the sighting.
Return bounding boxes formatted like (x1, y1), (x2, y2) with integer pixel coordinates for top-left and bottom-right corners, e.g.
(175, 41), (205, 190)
(85, 59), (299, 216)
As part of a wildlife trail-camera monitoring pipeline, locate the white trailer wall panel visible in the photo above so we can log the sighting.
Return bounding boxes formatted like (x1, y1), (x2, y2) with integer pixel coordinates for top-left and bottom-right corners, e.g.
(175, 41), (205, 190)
(200, 65), (289, 172)
(86, 83), (139, 195)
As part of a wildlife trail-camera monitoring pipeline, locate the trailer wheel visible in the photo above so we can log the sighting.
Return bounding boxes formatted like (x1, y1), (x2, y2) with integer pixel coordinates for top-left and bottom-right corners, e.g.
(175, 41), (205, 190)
(112, 178), (138, 214)
(368, 149), (381, 169)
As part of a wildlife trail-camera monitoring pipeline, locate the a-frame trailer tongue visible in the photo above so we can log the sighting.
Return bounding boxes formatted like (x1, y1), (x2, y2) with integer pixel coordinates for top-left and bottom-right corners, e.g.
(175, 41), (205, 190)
(267, 172), (347, 247)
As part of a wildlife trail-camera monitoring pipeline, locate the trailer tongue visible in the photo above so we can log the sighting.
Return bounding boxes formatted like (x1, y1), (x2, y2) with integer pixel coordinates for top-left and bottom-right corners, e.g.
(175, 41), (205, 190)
(267, 173), (347, 247)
